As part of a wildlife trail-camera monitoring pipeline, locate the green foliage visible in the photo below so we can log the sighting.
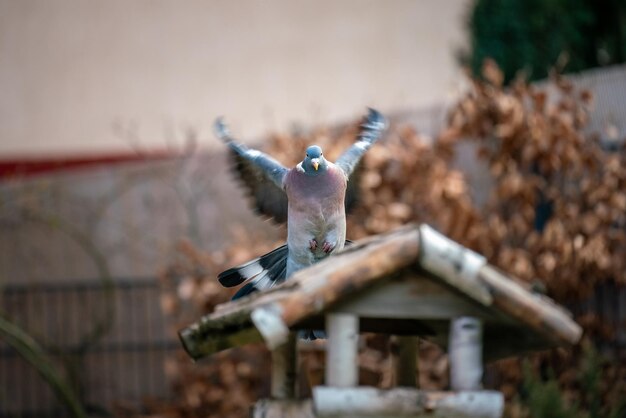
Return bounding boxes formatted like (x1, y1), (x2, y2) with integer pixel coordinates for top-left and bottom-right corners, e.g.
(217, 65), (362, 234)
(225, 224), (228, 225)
(522, 363), (581, 418)
(465, 0), (626, 83)
(579, 346), (601, 418)
(520, 344), (625, 418)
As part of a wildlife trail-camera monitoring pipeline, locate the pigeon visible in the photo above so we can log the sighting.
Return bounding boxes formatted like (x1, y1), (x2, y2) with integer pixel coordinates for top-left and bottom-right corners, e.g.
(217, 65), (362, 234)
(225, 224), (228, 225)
(215, 108), (387, 300)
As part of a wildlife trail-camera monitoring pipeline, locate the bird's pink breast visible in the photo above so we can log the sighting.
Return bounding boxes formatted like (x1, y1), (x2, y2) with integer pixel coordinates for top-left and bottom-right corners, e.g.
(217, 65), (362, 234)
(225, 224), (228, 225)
(284, 165), (348, 268)
(285, 167), (346, 215)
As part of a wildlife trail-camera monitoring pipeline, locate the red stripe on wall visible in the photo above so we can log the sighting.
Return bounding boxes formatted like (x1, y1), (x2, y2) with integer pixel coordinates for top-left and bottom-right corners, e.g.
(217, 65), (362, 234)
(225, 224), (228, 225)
(0, 151), (175, 179)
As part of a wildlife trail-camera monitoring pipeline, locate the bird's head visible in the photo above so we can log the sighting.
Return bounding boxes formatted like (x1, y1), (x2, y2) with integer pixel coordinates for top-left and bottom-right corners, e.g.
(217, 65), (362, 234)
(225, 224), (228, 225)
(302, 145), (327, 174)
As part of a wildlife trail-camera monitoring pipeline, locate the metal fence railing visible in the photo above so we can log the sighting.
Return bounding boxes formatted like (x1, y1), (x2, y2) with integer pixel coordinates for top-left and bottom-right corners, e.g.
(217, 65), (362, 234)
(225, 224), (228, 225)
(0, 278), (178, 418)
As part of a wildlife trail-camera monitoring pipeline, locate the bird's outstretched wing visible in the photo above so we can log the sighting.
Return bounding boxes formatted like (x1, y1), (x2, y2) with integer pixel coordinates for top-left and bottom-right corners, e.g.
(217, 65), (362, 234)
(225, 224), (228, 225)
(215, 118), (290, 223)
(344, 163), (362, 212)
(335, 108), (388, 179)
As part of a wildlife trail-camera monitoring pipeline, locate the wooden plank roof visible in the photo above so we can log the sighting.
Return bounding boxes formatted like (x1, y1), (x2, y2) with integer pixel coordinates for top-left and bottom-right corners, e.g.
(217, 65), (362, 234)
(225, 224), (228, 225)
(179, 224), (582, 360)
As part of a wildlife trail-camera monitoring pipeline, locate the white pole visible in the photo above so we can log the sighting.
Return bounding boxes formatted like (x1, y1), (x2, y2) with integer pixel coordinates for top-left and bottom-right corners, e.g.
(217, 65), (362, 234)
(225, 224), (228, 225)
(449, 316), (483, 391)
(325, 313), (359, 387)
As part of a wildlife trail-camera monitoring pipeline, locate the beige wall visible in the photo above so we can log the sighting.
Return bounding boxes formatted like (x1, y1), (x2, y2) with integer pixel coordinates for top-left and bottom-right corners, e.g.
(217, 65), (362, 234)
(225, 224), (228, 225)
(0, 0), (469, 156)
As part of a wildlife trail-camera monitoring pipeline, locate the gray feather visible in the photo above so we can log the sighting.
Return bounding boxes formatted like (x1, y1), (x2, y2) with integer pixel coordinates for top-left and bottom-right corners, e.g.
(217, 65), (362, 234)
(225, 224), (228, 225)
(214, 117), (288, 190)
(336, 108), (388, 178)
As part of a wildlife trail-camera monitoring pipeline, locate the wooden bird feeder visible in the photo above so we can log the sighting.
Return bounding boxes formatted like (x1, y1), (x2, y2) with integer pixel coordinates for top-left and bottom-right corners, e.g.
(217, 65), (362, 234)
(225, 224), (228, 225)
(179, 224), (582, 418)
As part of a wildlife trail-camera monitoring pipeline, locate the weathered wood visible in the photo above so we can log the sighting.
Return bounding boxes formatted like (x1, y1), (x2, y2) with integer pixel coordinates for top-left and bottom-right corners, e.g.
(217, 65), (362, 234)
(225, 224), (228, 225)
(279, 226), (421, 327)
(251, 304), (291, 349)
(477, 265), (582, 345)
(449, 317), (483, 391)
(178, 325), (262, 361)
(178, 226), (420, 359)
(212, 225), (421, 318)
(253, 399), (314, 418)
(419, 224), (491, 305)
(395, 336), (418, 387)
(271, 333), (297, 399)
(313, 387), (504, 418)
(333, 277), (504, 321)
(326, 313), (359, 387)
(331, 273), (578, 360)
(178, 223), (581, 361)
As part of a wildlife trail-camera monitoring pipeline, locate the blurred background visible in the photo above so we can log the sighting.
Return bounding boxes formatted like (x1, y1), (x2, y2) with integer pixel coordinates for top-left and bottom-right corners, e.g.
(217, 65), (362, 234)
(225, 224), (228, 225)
(1, 1), (626, 417)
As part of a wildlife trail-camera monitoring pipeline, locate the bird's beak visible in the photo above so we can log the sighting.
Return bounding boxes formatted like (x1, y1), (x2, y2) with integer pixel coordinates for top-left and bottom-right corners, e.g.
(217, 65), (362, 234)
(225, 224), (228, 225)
(312, 159), (319, 171)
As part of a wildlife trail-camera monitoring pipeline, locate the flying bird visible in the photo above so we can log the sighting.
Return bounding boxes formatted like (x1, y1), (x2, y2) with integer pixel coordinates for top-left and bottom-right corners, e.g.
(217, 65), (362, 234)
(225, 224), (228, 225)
(215, 108), (387, 300)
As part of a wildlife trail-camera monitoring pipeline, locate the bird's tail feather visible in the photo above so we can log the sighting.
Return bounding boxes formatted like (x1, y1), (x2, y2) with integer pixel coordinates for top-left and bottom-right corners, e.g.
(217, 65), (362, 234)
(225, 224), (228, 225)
(218, 244), (289, 288)
(219, 240), (352, 301)
(232, 282), (258, 299)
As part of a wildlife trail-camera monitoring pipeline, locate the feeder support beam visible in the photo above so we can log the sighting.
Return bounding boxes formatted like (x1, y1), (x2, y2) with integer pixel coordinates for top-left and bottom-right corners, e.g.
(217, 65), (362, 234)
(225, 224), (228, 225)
(449, 316), (483, 391)
(326, 313), (359, 387)
(271, 332), (297, 399)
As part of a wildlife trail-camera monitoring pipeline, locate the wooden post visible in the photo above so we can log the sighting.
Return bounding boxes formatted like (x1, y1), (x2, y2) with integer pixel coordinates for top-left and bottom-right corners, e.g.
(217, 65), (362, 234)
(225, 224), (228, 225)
(395, 336), (418, 387)
(271, 332), (297, 399)
(325, 313), (359, 387)
(449, 316), (483, 391)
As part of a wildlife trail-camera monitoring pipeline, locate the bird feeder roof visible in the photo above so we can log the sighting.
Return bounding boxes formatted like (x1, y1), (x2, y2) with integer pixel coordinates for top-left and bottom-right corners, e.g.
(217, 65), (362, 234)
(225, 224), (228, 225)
(179, 224), (582, 361)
